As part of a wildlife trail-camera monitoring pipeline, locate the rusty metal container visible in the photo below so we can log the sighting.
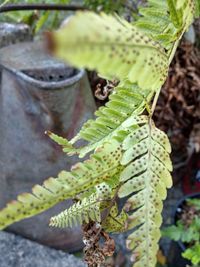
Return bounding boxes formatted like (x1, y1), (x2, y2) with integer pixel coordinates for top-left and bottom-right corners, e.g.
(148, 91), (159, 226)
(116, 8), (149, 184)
(0, 41), (96, 251)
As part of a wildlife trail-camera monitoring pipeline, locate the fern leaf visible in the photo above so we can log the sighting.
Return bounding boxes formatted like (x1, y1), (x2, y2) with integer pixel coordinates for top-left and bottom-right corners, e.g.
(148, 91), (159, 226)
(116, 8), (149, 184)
(50, 193), (101, 228)
(135, 0), (196, 50)
(167, 0), (196, 32)
(35, 10), (50, 33)
(48, 82), (147, 157)
(70, 82), (147, 157)
(118, 118), (172, 267)
(0, 140), (122, 230)
(46, 130), (76, 153)
(134, 1), (177, 49)
(96, 182), (112, 198)
(102, 203), (128, 233)
(195, 0), (200, 17)
(50, 181), (117, 228)
(48, 11), (168, 91)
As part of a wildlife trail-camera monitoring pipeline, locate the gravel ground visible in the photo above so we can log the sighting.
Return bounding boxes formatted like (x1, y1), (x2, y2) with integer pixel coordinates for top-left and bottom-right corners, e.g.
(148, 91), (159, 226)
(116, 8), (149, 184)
(0, 231), (86, 267)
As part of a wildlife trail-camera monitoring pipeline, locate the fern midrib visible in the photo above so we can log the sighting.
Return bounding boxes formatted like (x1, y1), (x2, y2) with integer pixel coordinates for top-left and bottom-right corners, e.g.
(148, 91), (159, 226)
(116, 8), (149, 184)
(64, 41), (167, 57)
(145, 119), (153, 264)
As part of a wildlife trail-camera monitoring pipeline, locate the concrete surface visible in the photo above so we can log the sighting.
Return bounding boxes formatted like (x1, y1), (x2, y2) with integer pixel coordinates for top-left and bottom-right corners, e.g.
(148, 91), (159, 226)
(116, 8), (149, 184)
(0, 231), (86, 267)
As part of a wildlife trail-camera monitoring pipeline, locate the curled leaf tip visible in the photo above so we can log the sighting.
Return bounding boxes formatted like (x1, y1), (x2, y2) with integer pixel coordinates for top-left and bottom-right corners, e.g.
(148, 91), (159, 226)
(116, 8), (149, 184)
(45, 31), (56, 54)
(44, 130), (50, 135)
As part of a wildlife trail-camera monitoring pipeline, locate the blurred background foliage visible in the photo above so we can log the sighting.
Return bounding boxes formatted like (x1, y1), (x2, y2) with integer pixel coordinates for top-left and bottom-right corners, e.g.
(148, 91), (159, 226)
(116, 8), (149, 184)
(0, 0), (139, 34)
(0, 0), (72, 33)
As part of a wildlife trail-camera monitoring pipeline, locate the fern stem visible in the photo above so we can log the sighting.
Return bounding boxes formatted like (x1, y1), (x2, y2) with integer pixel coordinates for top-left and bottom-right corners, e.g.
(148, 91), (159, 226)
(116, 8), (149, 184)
(168, 39), (180, 64)
(101, 185), (121, 222)
(151, 38), (180, 116)
(151, 89), (161, 115)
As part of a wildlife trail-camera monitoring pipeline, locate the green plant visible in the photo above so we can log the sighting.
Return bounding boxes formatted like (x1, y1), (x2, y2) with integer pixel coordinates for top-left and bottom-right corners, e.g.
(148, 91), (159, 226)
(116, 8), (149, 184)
(0, 0), (72, 32)
(162, 198), (200, 266)
(83, 0), (127, 12)
(0, 0), (134, 32)
(0, 1), (199, 266)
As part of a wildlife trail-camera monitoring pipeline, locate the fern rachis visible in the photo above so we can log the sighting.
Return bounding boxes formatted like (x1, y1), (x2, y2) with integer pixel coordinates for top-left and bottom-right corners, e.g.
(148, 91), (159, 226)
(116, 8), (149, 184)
(0, 1), (198, 266)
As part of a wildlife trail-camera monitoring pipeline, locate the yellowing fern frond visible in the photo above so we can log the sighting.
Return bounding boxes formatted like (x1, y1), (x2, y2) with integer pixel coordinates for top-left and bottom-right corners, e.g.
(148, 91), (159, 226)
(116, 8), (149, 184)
(71, 82), (148, 157)
(135, 0), (196, 51)
(49, 12), (168, 91)
(134, 0), (177, 49)
(0, 140), (122, 230)
(48, 82), (151, 158)
(167, 0), (195, 33)
(50, 193), (101, 228)
(118, 117), (172, 267)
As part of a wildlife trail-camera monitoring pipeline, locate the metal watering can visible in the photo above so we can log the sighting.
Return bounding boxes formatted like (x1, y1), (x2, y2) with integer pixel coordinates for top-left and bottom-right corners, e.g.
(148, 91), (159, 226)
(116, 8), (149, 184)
(0, 40), (95, 251)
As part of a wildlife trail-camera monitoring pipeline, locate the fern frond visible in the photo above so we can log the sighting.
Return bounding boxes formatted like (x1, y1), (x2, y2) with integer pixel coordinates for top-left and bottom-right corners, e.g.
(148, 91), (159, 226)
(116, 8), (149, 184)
(46, 130), (77, 154)
(118, 117), (172, 267)
(70, 83), (148, 157)
(167, 0), (196, 32)
(48, 82), (150, 158)
(50, 193), (101, 228)
(135, 0), (196, 51)
(134, 1), (177, 49)
(102, 203), (128, 233)
(0, 140), (122, 230)
(50, 181), (118, 228)
(49, 11), (168, 91)
(50, 179), (127, 229)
